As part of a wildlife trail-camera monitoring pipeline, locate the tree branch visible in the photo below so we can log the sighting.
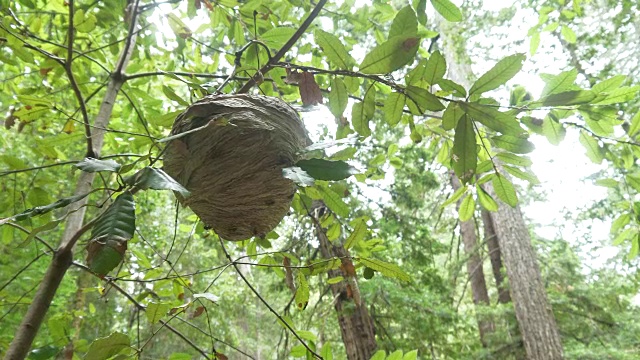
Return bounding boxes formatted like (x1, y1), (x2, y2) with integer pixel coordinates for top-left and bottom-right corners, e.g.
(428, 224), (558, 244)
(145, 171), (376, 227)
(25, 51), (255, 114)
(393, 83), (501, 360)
(66, 0), (94, 157)
(3, 2), (142, 358)
(237, 0), (328, 93)
(218, 238), (323, 359)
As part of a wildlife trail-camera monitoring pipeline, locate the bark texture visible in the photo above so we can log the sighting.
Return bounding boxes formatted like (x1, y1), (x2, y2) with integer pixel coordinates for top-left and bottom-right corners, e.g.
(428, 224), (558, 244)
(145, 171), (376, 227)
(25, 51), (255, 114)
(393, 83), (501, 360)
(451, 176), (495, 346)
(481, 209), (512, 304)
(313, 207), (376, 360)
(486, 184), (564, 360)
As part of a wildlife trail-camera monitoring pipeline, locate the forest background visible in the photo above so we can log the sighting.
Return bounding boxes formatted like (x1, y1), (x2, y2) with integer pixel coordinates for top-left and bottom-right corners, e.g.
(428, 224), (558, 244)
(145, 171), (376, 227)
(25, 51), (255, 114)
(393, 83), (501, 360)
(1, 0), (640, 359)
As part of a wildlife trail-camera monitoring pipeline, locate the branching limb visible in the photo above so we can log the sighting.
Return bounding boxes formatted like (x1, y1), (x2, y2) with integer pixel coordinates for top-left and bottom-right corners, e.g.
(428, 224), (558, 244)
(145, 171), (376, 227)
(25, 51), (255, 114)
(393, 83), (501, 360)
(237, 0), (328, 93)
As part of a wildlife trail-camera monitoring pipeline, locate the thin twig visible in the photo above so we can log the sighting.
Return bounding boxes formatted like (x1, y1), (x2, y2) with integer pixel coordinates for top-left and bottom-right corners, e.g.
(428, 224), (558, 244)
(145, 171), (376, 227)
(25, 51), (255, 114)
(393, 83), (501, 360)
(237, 0), (328, 93)
(65, 0), (94, 157)
(218, 238), (323, 359)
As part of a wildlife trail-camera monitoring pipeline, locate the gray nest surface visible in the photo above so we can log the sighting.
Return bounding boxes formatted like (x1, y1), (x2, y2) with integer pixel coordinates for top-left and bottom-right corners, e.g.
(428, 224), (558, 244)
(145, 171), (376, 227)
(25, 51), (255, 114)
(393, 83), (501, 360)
(163, 94), (311, 241)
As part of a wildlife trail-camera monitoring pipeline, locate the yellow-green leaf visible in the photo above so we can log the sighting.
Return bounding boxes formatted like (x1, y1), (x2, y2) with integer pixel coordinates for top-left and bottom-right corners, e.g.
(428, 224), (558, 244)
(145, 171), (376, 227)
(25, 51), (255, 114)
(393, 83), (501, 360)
(315, 30), (354, 70)
(359, 36), (420, 74)
(328, 78), (348, 118)
(384, 92), (405, 127)
(469, 54), (526, 96)
(492, 173), (518, 207)
(458, 194), (475, 221)
(430, 0), (463, 22)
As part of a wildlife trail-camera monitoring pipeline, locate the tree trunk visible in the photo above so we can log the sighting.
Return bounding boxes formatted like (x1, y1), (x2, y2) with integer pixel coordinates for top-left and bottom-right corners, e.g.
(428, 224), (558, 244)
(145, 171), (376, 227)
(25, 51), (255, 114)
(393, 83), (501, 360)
(3, 3), (140, 358)
(451, 175), (495, 346)
(486, 184), (564, 359)
(481, 209), (512, 304)
(312, 207), (376, 360)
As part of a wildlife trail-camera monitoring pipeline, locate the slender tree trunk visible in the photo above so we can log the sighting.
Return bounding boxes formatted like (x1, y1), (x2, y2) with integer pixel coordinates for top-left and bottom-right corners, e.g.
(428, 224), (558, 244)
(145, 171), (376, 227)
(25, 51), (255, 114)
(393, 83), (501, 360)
(451, 175), (495, 346)
(437, 14), (563, 357)
(486, 183), (564, 359)
(3, 4), (140, 358)
(481, 209), (512, 304)
(312, 207), (376, 360)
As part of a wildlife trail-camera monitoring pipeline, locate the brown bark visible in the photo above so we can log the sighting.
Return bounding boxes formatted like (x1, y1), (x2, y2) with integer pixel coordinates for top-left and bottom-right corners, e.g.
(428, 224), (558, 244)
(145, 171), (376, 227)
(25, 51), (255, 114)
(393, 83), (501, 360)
(312, 208), (376, 360)
(486, 183), (564, 360)
(451, 176), (494, 346)
(481, 209), (512, 304)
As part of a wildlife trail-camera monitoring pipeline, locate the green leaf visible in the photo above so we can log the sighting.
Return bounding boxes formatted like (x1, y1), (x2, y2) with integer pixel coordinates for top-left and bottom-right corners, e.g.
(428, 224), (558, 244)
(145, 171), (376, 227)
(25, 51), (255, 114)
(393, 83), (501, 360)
(540, 69), (578, 97)
(542, 116), (566, 145)
(282, 167), (315, 187)
(594, 178), (618, 188)
(90, 192), (136, 244)
(162, 85), (190, 106)
(592, 75), (627, 93)
(85, 226), (127, 273)
(328, 78), (348, 118)
(476, 185), (498, 211)
(430, 0), (463, 22)
(593, 86), (640, 105)
(425, 50), (447, 85)
(359, 35), (420, 74)
(540, 90), (596, 107)
(442, 102), (464, 130)
(452, 116), (476, 183)
(384, 93), (405, 127)
(458, 102), (526, 136)
(403, 350), (419, 360)
(370, 351), (387, 360)
(85, 332), (130, 360)
(344, 217), (367, 249)
(611, 213), (631, 234)
(439, 79), (467, 97)
(320, 342), (333, 360)
(495, 152), (533, 167)
(75, 158), (122, 173)
(389, 6), (418, 38)
(469, 54), (526, 96)
(503, 165), (540, 185)
(295, 159), (357, 181)
(261, 27), (296, 49)
(628, 234), (639, 260)
(458, 194), (475, 221)
(146, 302), (170, 324)
(529, 31), (540, 55)
(405, 85), (445, 113)
(364, 86), (377, 118)
(357, 257), (411, 282)
(492, 135), (535, 154)
(315, 30), (354, 70)
(316, 185), (349, 217)
(327, 276), (344, 284)
(166, 13), (192, 39)
(74, 9), (97, 33)
(578, 130), (603, 164)
(127, 167), (190, 197)
(28, 345), (60, 360)
(441, 185), (467, 208)
(492, 173), (518, 207)
(388, 350), (404, 360)
(351, 102), (371, 137)
(295, 272), (309, 310)
(629, 111), (640, 137)
(626, 174), (640, 192)
(561, 25), (577, 43)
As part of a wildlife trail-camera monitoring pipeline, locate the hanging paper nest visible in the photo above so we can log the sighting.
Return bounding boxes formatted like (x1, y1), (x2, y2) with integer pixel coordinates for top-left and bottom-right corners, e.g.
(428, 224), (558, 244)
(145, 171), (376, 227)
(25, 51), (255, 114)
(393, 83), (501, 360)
(163, 94), (311, 241)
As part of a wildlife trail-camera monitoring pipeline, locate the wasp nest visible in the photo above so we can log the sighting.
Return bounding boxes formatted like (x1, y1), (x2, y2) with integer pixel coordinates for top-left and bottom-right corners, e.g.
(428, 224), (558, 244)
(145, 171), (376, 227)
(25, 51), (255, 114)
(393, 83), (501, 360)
(163, 94), (311, 241)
